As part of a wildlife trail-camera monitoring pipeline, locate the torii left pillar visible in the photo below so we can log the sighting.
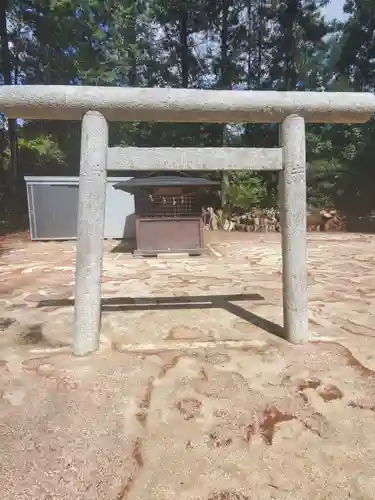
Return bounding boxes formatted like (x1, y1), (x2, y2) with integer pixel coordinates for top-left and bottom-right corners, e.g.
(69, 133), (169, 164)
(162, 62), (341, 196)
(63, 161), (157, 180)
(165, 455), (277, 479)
(73, 111), (108, 355)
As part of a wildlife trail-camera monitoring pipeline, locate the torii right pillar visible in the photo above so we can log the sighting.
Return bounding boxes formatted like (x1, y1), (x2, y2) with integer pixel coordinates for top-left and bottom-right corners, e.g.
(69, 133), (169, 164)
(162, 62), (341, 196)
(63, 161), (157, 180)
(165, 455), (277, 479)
(279, 114), (309, 343)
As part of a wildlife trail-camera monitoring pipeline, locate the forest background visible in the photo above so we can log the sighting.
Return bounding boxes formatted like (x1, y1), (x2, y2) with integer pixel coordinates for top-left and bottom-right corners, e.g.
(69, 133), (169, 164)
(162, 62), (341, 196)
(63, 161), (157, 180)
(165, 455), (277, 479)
(1, 0), (374, 222)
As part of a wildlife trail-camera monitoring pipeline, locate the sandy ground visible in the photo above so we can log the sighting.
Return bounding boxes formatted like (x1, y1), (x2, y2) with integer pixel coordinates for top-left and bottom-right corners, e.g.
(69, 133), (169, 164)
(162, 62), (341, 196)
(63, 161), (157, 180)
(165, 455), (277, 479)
(1, 231), (375, 499)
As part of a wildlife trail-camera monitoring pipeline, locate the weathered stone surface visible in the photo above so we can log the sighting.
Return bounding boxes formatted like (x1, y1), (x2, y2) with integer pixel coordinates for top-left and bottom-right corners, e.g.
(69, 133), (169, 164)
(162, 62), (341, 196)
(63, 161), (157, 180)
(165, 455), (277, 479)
(107, 147), (283, 171)
(1, 86), (375, 123)
(73, 111), (108, 356)
(280, 115), (308, 343)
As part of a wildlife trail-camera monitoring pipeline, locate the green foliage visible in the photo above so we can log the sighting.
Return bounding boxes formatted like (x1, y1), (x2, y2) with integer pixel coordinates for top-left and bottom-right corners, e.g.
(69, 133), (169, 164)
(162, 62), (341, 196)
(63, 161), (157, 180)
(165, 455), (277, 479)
(1, 135), (65, 171)
(19, 135), (65, 165)
(307, 158), (346, 208)
(1, 0), (375, 216)
(227, 173), (267, 211)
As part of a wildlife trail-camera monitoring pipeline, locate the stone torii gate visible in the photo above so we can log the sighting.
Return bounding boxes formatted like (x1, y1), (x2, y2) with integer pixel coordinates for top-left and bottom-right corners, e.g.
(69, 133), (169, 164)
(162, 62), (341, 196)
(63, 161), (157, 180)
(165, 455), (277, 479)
(1, 86), (375, 355)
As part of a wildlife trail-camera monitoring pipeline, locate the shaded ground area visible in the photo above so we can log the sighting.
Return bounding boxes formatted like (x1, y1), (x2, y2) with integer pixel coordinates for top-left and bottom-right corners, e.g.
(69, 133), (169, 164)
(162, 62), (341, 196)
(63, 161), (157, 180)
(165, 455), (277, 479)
(1, 231), (375, 499)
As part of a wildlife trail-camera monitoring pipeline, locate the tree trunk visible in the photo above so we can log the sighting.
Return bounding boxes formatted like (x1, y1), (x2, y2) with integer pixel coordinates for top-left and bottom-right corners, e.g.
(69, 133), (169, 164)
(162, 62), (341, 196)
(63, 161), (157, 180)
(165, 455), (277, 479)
(283, 0), (298, 90)
(179, 7), (189, 88)
(127, 4), (138, 86)
(220, 0), (230, 207)
(0, 0), (18, 201)
(245, 0), (255, 144)
(257, 0), (263, 89)
(221, 127), (229, 206)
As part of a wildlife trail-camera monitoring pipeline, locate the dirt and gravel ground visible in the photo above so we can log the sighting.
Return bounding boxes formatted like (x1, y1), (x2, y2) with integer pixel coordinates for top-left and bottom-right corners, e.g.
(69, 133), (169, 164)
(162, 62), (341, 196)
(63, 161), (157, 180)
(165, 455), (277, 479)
(1, 231), (375, 500)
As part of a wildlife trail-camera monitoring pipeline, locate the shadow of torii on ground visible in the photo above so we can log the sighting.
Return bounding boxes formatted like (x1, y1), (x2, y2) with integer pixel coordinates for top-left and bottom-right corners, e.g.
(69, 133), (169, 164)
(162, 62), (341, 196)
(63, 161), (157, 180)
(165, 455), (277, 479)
(38, 292), (285, 340)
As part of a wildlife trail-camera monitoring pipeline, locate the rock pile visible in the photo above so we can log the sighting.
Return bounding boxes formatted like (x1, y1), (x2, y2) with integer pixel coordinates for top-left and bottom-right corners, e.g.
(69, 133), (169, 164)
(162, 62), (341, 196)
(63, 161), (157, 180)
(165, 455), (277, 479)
(204, 206), (345, 232)
(223, 208), (280, 232)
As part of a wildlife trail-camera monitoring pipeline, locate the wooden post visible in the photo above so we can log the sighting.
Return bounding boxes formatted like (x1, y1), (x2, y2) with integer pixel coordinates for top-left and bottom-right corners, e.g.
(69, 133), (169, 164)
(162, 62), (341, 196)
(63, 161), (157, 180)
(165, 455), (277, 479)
(280, 115), (309, 343)
(73, 111), (108, 355)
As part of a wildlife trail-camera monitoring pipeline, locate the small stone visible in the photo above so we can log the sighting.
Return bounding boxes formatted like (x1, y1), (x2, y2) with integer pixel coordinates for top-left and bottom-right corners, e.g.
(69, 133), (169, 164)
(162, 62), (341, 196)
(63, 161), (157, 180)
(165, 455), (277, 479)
(37, 363), (55, 377)
(167, 325), (204, 340)
(24, 293), (44, 303)
(0, 318), (16, 331)
(3, 388), (26, 406)
(318, 384), (343, 402)
(157, 253), (189, 259)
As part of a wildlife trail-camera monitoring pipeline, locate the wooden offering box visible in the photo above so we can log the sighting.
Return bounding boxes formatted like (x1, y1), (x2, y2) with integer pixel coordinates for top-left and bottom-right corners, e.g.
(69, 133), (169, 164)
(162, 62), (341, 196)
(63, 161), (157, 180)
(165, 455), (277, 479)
(113, 174), (219, 256)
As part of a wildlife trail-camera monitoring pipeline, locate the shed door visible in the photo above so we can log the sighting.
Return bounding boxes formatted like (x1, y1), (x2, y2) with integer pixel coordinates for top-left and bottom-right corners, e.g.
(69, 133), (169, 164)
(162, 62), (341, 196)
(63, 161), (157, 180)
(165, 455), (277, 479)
(32, 183), (79, 239)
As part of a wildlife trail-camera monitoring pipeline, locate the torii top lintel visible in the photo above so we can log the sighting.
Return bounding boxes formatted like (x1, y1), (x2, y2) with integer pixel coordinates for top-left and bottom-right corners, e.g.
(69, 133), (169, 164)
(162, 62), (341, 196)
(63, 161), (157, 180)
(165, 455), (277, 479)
(1, 85), (375, 124)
